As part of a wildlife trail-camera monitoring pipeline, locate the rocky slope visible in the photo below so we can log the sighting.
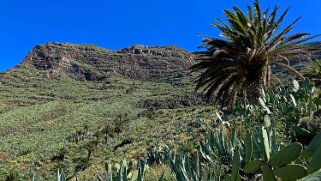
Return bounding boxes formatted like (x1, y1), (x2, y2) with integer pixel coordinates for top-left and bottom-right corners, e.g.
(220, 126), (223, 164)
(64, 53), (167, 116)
(16, 41), (321, 83)
(21, 42), (195, 81)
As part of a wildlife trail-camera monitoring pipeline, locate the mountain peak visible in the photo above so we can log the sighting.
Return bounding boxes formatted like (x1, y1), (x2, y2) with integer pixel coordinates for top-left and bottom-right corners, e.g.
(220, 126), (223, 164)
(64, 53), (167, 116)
(21, 42), (194, 81)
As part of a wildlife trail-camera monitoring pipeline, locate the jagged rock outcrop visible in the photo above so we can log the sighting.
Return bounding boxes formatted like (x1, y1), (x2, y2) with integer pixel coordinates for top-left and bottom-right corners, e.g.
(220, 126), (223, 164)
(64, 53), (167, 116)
(21, 42), (195, 81)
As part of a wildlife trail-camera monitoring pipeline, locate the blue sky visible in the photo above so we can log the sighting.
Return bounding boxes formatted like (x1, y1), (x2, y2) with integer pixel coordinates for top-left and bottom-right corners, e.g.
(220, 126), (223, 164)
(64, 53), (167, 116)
(0, 0), (321, 72)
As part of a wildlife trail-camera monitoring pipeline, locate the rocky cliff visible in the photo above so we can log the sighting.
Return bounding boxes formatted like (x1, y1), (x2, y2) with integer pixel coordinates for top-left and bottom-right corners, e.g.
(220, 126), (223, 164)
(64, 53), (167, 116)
(21, 42), (195, 81)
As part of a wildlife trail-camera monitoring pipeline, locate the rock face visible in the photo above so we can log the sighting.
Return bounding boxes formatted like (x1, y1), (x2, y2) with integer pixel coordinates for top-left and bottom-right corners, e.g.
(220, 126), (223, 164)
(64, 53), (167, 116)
(22, 42), (195, 81)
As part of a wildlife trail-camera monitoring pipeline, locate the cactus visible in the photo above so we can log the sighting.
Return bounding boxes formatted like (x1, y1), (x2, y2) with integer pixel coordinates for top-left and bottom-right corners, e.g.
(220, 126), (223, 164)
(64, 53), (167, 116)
(301, 132), (321, 159)
(307, 144), (321, 174)
(262, 165), (276, 181)
(243, 160), (263, 174)
(238, 124), (321, 181)
(274, 165), (306, 181)
(269, 142), (303, 167)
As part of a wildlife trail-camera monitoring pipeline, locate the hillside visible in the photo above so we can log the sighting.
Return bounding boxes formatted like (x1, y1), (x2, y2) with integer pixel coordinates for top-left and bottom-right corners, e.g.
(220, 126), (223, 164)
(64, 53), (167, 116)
(0, 43), (215, 179)
(21, 42), (194, 81)
(0, 42), (320, 179)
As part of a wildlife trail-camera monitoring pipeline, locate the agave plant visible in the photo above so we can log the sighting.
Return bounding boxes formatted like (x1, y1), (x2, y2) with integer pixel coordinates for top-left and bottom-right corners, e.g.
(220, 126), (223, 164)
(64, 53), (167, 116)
(191, 0), (318, 106)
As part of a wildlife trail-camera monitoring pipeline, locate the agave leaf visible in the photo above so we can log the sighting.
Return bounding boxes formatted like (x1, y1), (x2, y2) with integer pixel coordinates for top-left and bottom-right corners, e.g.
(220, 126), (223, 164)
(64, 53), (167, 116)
(180, 163), (190, 181)
(57, 169), (66, 181)
(137, 160), (146, 181)
(231, 128), (238, 152)
(122, 160), (128, 169)
(259, 98), (271, 114)
(290, 94), (297, 107)
(195, 152), (200, 177)
(185, 154), (192, 178)
(57, 169), (60, 181)
(32, 173), (37, 181)
(118, 165), (123, 181)
(244, 132), (253, 163)
(216, 112), (223, 121)
(170, 159), (184, 181)
(61, 170), (66, 181)
(214, 132), (224, 157)
(219, 129), (227, 156)
(231, 147), (241, 181)
(253, 128), (264, 158)
(262, 127), (270, 161)
(123, 166), (128, 181)
(199, 146), (213, 163)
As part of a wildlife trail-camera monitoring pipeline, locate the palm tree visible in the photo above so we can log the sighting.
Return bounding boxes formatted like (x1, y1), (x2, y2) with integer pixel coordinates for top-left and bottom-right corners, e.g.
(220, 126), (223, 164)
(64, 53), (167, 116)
(191, 0), (319, 106)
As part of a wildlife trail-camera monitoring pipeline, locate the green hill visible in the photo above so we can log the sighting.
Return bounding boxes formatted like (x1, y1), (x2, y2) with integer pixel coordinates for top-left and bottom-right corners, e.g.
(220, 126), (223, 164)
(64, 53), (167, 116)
(0, 42), (216, 179)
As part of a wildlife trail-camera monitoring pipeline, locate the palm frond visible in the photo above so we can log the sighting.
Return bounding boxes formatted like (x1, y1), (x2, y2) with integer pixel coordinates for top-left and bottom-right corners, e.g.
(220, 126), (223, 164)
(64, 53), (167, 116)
(274, 62), (304, 79)
(192, 0), (318, 107)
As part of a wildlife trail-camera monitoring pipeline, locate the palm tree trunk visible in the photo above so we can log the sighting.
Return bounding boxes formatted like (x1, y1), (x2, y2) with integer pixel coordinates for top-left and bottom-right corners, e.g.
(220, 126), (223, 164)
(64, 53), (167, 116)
(263, 62), (271, 88)
(246, 61), (267, 104)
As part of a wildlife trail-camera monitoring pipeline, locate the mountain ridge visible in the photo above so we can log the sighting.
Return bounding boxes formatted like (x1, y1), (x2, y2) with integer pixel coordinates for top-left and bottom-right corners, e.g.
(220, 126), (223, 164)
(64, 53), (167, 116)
(10, 41), (321, 82)
(19, 42), (195, 82)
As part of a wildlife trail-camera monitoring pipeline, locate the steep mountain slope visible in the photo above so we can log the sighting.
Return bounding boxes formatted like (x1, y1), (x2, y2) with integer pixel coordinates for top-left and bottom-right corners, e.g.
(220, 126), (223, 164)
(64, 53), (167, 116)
(21, 42), (194, 81)
(0, 43), (214, 179)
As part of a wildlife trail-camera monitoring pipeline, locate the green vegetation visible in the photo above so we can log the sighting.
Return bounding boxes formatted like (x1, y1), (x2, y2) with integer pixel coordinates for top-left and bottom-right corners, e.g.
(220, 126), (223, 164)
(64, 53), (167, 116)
(0, 65), (218, 179)
(1, 0), (321, 180)
(191, 0), (318, 106)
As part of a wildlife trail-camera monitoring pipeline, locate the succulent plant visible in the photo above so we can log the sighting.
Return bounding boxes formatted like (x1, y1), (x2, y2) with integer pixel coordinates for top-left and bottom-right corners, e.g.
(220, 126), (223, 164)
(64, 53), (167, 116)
(103, 160), (148, 181)
(234, 78), (321, 146)
(242, 127), (321, 180)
